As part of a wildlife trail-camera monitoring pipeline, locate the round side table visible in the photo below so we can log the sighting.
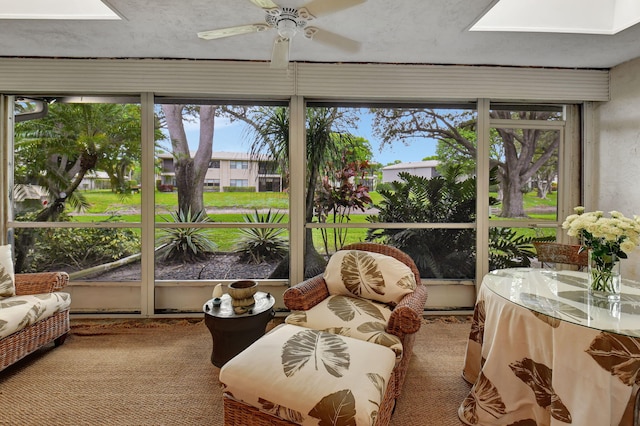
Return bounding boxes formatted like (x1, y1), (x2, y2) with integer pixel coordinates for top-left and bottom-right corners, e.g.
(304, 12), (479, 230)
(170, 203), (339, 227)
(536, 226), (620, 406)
(203, 291), (275, 367)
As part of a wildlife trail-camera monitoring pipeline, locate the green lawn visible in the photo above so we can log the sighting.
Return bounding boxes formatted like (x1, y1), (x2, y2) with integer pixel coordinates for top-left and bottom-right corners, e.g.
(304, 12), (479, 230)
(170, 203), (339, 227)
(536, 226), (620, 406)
(83, 190), (289, 214)
(62, 189), (559, 252)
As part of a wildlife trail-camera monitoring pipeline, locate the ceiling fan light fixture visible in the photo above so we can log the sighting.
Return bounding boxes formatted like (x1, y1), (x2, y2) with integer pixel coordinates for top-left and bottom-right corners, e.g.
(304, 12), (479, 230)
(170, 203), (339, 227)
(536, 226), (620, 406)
(276, 18), (298, 39)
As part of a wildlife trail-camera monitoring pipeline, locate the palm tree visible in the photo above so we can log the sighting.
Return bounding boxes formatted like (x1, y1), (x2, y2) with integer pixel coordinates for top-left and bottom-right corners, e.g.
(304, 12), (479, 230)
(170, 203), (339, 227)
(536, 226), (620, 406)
(13, 102), (143, 271)
(235, 106), (359, 278)
(15, 103), (142, 214)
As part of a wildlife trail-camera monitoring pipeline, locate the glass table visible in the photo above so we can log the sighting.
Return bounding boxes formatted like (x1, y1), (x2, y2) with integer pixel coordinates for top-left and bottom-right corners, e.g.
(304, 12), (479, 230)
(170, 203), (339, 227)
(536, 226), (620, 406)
(459, 268), (640, 426)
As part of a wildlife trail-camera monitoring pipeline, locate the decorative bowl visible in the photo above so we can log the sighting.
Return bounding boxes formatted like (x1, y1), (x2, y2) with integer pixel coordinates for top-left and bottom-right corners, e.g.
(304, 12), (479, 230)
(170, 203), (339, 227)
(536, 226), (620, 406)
(227, 280), (258, 301)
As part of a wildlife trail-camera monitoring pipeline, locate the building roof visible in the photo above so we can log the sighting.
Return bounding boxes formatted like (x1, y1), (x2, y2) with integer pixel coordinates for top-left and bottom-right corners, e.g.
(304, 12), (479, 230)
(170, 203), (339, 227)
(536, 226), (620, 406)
(382, 160), (439, 171)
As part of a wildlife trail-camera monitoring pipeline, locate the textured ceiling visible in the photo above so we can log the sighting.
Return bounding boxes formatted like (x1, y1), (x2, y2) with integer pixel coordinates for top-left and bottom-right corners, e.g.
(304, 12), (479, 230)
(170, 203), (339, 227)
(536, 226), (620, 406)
(1, 0), (639, 69)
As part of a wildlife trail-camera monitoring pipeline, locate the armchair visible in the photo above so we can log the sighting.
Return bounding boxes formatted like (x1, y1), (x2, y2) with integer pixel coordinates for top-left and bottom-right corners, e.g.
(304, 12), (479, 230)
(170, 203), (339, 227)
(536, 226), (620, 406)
(283, 242), (428, 398)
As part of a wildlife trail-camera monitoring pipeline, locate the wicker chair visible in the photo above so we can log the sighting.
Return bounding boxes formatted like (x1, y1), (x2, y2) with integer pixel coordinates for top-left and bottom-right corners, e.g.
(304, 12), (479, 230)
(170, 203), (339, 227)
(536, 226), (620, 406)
(0, 272), (70, 371)
(283, 242), (428, 399)
(533, 242), (588, 270)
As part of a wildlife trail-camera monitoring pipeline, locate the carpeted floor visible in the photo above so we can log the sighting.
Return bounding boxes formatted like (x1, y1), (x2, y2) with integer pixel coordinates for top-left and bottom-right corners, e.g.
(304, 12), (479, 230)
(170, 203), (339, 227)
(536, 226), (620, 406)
(0, 316), (471, 425)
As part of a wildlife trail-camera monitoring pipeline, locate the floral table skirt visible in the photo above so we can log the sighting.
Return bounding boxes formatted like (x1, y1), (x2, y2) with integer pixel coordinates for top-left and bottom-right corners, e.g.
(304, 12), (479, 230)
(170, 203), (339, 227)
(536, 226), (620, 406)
(459, 276), (640, 426)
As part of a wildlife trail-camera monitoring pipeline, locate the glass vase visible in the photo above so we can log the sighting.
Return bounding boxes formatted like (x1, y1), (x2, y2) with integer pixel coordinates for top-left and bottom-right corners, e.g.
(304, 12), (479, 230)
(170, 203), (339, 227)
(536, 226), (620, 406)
(587, 249), (621, 301)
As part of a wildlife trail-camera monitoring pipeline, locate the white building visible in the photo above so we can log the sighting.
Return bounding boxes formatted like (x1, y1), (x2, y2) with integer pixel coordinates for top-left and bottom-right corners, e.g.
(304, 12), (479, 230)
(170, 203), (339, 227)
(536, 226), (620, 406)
(157, 151), (282, 192)
(381, 160), (440, 183)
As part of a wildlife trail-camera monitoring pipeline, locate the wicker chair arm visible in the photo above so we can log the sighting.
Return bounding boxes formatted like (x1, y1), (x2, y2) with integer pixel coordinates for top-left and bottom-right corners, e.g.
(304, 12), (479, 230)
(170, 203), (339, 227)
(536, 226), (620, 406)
(14, 272), (69, 296)
(387, 284), (428, 336)
(283, 274), (330, 311)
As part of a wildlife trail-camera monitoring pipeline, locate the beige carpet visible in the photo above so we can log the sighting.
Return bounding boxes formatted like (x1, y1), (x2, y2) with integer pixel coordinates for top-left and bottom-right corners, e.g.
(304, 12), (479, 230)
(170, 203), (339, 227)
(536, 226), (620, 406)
(0, 316), (471, 426)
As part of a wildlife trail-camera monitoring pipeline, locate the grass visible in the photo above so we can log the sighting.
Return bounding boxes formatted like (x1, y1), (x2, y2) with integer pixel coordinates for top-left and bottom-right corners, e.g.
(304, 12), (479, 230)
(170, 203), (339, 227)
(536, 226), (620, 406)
(41, 189), (561, 252)
(83, 190), (289, 214)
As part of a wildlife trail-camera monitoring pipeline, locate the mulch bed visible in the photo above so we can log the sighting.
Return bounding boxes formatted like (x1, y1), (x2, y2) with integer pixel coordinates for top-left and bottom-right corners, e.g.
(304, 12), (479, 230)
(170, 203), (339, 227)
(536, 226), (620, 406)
(88, 253), (280, 281)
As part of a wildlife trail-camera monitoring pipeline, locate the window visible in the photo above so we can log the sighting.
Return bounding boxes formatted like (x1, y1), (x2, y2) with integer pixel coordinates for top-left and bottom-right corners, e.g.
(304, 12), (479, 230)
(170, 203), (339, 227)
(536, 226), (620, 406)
(230, 161), (248, 169)
(229, 179), (248, 187)
(7, 94), (579, 315)
(259, 177), (281, 192)
(305, 103), (478, 280)
(11, 97), (143, 287)
(204, 179), (220, 191)
(152, 99), (289, 313)
(487, 104), (568, 273)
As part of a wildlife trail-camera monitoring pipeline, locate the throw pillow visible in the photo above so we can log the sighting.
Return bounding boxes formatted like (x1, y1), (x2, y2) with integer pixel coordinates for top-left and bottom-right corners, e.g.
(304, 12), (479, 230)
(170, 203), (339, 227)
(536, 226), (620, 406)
(0, 244), (15, 298)
(323, 249), (416, 305)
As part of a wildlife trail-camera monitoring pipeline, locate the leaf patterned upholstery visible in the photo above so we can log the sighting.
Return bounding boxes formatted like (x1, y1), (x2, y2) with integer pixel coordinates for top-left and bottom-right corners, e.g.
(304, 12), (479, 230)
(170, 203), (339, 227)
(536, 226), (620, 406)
(324, 250), (417, 305)
(0, 292), (71, 339)
(220, 324), (396, 426)
(0, 244), (15, 298)
(285, 295), (403, 358)
(283, 242), (428, 401)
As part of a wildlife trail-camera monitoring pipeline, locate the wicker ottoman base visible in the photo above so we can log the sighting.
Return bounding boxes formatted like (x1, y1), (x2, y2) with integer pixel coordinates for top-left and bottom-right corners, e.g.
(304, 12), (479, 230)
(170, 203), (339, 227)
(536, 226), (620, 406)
(223, 377), (396, 426)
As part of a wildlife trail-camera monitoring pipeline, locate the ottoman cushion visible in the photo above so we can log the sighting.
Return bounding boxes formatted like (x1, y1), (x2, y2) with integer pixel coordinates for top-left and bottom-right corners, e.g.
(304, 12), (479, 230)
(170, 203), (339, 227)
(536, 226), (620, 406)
(219, 323), (396, 425)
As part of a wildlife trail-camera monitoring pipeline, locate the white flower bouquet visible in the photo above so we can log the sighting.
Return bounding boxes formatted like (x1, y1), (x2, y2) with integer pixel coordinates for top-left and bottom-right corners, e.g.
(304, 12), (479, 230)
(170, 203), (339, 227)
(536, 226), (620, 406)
(562, 207), (640, 257)
(562, 207), (640, 296)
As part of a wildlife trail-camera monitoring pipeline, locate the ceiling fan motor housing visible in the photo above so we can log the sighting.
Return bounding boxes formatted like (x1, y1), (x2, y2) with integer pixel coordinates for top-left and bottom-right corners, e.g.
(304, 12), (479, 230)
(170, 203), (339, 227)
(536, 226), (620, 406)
(266, 7), (308, 39)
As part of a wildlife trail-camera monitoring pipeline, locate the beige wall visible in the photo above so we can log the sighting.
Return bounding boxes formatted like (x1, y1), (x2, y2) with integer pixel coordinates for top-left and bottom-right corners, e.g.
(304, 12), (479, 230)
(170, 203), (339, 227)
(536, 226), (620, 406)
(594, 56), (640, 280)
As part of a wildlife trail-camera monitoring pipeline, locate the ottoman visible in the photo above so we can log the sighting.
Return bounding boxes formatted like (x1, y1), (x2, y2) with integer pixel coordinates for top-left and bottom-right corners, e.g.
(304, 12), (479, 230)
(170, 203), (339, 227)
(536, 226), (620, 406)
(219, 323), (397, 426)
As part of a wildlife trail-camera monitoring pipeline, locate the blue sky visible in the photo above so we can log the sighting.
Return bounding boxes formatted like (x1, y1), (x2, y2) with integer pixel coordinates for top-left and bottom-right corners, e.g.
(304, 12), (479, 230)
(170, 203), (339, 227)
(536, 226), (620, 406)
(183, 111), (437, 166)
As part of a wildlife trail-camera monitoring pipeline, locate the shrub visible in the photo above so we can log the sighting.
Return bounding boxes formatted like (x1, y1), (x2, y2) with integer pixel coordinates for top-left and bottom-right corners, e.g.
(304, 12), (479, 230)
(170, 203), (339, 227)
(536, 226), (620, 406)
(489, 227), (553, 270)
(375, 182), (393, 192)
(156, 209), (217, 262)
(223, 186), (256, 193)
(314, 160), (372, 254)
(233, 209), (288, 264)
(156, 183), (174, 192)
(366, 166), (551, 278)
(15, 213), (139, 272)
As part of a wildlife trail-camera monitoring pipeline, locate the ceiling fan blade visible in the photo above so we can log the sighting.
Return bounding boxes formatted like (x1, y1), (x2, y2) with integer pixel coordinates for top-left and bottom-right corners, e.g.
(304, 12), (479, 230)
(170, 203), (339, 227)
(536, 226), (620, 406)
(270, 37), (290, 69)
(197, 24), (269, 40)
(299, 0), (366, 18)
(249, 0), (279, 9)
(304, 27), (360, 53)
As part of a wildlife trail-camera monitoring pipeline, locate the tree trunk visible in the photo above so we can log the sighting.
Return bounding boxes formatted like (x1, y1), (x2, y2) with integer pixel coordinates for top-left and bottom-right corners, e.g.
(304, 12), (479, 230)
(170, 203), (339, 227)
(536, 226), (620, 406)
(162, 105), (215, 216)
(500, 177), (527, 217)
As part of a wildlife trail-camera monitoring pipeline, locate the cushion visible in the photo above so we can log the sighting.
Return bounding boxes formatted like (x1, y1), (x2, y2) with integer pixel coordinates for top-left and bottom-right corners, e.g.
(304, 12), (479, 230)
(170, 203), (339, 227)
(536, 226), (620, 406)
(0, 292), (71, 338)
(0, 244), (15, 298)
(285, 295), (403, 358)
(220, 324), (396, 426)
(323, 249), (416, 305)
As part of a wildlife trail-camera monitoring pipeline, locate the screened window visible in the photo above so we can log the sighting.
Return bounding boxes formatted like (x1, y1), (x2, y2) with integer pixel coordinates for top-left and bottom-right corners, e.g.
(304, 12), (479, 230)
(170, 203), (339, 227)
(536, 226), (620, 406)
(303, 103), (478, 280)
(11, 97), (143, 284)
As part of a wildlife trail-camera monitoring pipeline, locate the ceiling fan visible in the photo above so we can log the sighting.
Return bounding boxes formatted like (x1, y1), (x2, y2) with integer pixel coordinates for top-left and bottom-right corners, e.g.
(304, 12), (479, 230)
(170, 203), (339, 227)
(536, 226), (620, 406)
(197, 0), (366, 69)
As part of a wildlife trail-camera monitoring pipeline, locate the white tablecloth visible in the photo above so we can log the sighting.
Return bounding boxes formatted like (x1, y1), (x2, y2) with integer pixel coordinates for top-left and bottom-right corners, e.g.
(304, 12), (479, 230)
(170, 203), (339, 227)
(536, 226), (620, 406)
(459, 268), (640, 426)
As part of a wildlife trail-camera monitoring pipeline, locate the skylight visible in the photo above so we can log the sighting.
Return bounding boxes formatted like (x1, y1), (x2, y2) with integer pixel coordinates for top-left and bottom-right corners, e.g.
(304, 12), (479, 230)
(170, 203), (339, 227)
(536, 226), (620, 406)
(0, 0), (121, 20)
(470, 0), (640, 35)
